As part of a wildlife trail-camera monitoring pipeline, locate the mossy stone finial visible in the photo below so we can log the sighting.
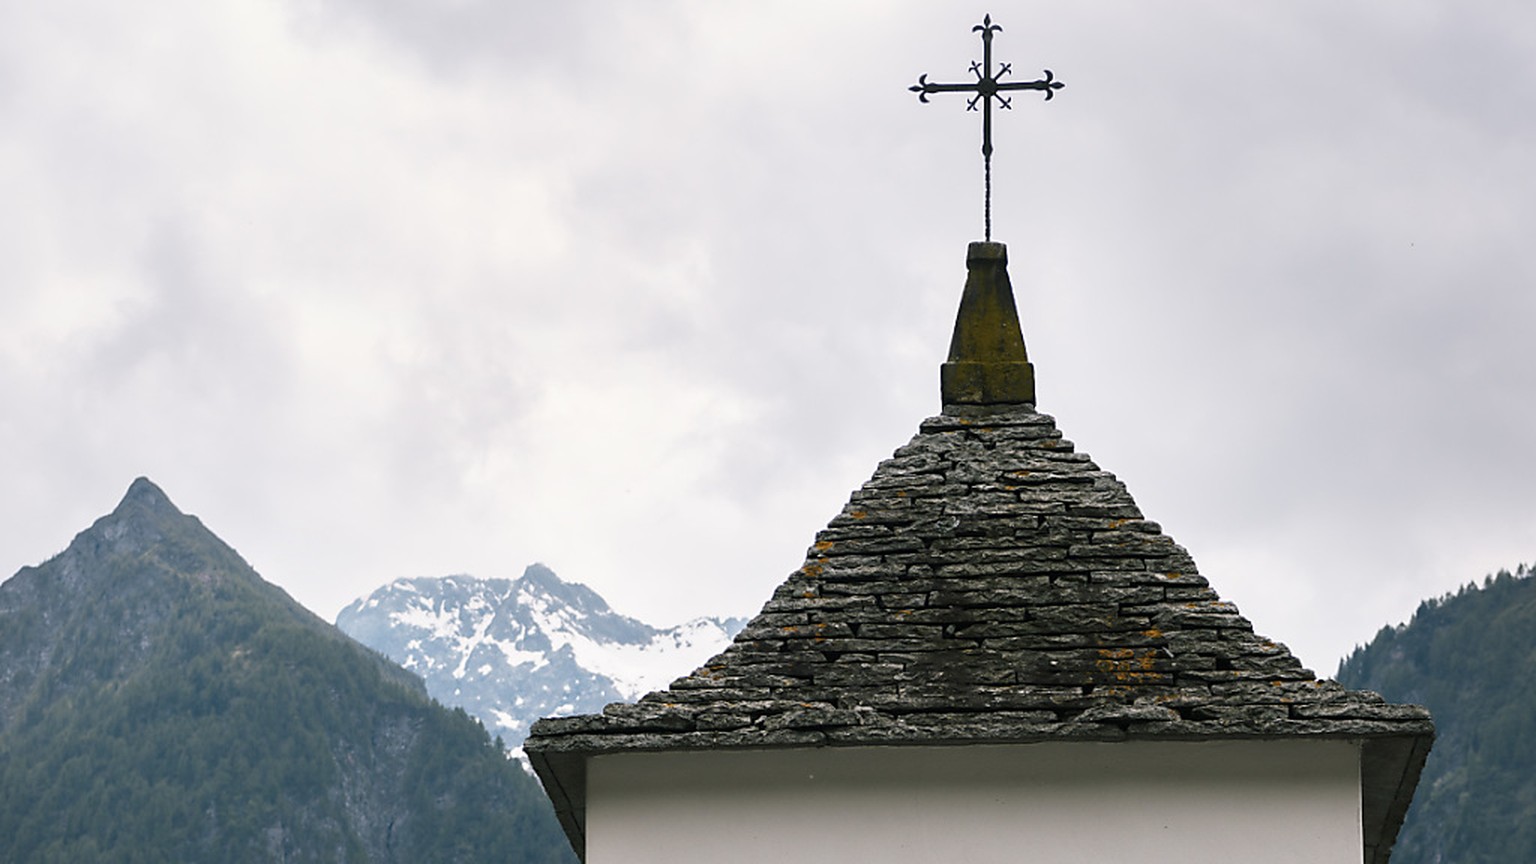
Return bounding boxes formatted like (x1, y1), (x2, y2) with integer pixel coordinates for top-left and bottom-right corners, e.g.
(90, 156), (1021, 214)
(940, 241), (1035, 408)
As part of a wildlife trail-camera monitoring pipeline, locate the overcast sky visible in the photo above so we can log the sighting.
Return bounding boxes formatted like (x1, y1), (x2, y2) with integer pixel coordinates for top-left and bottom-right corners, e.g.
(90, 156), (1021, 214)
(3, 0), (1533, 673)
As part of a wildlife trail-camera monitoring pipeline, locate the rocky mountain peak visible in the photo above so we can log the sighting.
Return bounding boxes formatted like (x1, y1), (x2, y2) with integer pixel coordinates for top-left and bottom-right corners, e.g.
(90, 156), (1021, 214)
(70, 476), (190, 563)
(118, 475), (178, 515)
(39, 478), (249, 599)
(517, 562), (609, 615)
(2, 480), (275, 728)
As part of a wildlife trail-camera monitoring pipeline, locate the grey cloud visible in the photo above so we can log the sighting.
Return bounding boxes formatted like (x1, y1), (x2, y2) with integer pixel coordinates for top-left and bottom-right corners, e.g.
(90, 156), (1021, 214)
(3, 0), (1535, 673)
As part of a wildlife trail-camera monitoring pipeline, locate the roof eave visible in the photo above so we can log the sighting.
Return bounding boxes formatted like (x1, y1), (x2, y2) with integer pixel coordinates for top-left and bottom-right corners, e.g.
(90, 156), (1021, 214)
(1361, 727), (1435, 864)
(527, 747), (586, 862)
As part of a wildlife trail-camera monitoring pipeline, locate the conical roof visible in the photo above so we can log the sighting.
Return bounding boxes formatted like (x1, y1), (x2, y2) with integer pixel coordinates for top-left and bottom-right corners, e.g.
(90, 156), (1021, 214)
(526, 243), (1432, 864)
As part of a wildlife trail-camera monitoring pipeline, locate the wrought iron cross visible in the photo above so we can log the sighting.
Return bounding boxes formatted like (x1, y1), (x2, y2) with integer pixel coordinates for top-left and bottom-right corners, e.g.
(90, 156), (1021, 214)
(911, 14), (1063, 241)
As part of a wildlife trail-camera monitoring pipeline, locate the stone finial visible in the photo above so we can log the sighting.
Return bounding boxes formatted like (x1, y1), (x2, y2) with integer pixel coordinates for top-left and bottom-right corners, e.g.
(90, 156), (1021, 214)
(940, 241), (1036, 407)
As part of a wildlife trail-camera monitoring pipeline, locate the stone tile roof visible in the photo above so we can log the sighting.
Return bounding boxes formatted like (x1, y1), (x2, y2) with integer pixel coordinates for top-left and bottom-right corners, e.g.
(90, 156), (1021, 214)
(531, 407), (1432, 746)
(528, 408), (1431, 862)
(526, 243), (1432, 864)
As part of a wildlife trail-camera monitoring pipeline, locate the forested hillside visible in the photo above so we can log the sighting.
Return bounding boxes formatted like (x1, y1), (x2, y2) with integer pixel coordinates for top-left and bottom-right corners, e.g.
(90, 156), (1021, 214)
(0, 478), (574, 863)
(1337, 563), (1536, 864)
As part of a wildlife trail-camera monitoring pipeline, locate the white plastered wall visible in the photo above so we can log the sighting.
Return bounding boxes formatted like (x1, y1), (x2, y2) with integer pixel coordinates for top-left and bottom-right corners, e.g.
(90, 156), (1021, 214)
(587, 739), (1362, 864)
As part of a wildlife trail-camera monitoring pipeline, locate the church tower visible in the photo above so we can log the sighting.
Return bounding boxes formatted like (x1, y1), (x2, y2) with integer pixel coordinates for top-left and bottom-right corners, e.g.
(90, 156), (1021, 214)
(526, 18), (1432, 864)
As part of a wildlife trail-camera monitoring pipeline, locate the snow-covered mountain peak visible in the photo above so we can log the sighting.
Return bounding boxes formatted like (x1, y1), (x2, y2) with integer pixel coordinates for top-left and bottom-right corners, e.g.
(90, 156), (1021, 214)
(337, 565), (744, 749)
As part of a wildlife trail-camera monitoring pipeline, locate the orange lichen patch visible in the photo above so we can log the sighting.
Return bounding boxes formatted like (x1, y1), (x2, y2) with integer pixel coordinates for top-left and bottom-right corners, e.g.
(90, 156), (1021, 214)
(849, 509), (868, 520)
(1142, 628), (1164, 640)
(801, 561), (826, 578)
(1163, 572), (1183, 580)
(814, 540), (835, 553)
(1109, 518), (1131, 529)
(1095, 648), (1166, 683)
(1008, 470), (1033, 478)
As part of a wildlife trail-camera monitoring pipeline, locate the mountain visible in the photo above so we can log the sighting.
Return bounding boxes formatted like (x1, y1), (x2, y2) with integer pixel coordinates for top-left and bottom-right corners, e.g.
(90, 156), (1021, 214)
(336, 566), (745, 750)
(0, 477), (575, 864)
(1336, 563), (1536, 864)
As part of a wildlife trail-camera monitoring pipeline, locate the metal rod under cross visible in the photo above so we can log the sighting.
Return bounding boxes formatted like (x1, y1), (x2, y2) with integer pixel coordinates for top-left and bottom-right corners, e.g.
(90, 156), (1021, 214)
(910, 14), (1063, 241)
